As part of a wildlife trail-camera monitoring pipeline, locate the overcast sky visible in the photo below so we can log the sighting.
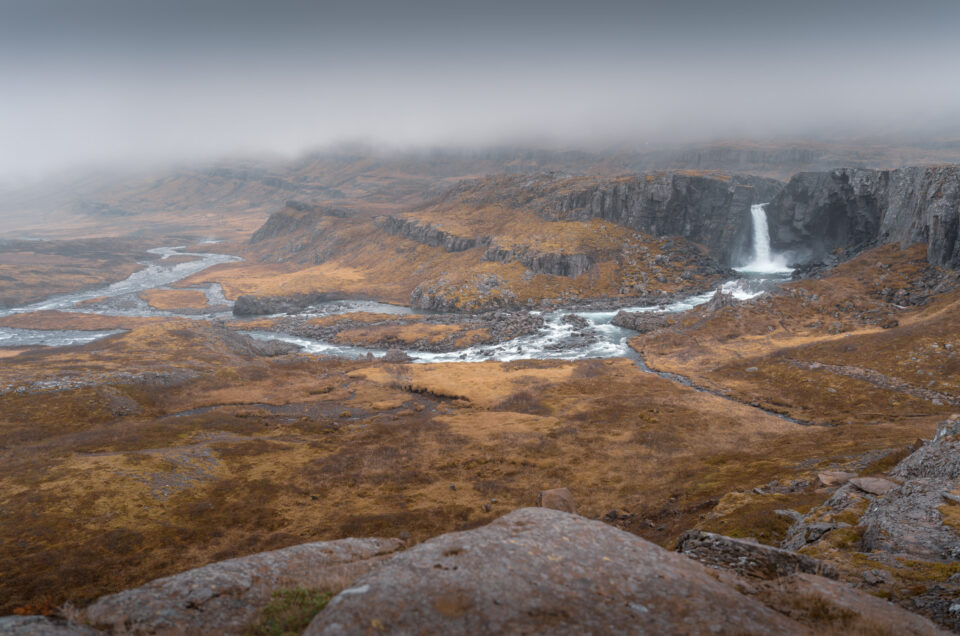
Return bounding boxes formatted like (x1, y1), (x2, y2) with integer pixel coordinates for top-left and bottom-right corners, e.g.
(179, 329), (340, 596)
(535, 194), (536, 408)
(1, 0), (959, 179)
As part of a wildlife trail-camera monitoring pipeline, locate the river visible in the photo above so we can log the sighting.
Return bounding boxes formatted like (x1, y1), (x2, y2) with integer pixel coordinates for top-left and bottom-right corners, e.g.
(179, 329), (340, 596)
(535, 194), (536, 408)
(0, 206), (790, 360)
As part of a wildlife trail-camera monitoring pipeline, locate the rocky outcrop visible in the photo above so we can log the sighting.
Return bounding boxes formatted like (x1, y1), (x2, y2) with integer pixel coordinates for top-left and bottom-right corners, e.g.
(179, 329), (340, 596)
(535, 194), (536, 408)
(859, 419), (960, 562)
(217, 329), (301, 357)
(765, 166), (960, 267)
(82, 537), (403, 635)
(376, 216), (486, 252)
(409, 274), (519, 313)
(232, 292), (353, 316)
(677, 530), (838, 580)
(306, 508), (798, 634)
(782, 418), (960, 631)
(545, 173), (783, 265)
(611, 310), (677, 333)
(481, 245), (595, 277)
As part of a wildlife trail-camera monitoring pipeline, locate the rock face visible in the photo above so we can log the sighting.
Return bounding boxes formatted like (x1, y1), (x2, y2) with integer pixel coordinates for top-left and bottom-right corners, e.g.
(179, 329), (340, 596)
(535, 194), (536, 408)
(481, 245), (596, 277)
(782, 418), (960, 631)
(83, 537), (403, 635)
(377, 216), (487, 252)
(545, 173), (783, 265)
(765, 166), (960, 267)
(306, 508), (799, 635)
(859, 419), (960, 562)
(677, 530), (838, 580)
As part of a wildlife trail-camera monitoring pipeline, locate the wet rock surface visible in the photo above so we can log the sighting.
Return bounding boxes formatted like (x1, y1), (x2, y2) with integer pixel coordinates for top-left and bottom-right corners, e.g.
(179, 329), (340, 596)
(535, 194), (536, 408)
(306, 508), (799, 635)
(83, 537), (403, 635)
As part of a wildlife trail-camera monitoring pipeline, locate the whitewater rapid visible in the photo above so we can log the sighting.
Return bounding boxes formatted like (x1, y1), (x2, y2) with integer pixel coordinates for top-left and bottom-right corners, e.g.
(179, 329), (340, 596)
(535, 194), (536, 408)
(243, 277), (777, 364)
(1, 237), (791, 361)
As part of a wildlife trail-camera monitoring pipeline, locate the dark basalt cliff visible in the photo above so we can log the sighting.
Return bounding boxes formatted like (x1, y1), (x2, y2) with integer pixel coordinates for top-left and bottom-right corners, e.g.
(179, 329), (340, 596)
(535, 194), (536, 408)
(766, 166), (960, 267)
(376, 216), (487, 252)
(481, 245), (596, 277)
(545, 174), (783, 265)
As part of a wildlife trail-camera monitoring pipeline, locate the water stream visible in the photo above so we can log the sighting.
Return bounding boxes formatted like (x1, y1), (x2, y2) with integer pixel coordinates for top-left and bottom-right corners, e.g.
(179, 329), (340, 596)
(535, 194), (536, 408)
(0, 246), (241, 347)
(2, 214), (792, 361)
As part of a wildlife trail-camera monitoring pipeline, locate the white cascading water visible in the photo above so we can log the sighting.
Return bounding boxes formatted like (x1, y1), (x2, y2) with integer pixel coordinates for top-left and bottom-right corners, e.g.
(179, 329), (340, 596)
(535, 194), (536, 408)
(736, 203), (792, 274)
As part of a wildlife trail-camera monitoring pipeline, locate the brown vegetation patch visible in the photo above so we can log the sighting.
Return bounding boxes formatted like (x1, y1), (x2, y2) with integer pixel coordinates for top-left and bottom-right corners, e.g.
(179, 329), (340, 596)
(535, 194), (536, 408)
(140, 289), (210, 311)
(0, 318), (950, 615)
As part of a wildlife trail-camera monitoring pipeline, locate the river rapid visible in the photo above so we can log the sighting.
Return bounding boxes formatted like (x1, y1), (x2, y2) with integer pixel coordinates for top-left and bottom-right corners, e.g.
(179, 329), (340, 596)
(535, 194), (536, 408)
(0, 207), (790, 361)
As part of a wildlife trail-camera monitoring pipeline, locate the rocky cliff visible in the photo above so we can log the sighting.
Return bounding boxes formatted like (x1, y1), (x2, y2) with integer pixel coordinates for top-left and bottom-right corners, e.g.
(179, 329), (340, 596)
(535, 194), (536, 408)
(543, 173), (783, 265)
(375, 216), (488, 252)
(765, 166), (960, 267)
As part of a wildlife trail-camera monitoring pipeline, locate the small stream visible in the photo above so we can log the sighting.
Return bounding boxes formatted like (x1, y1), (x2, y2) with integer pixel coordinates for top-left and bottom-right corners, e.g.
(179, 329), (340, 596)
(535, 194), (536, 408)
(0, 246), (241, 348)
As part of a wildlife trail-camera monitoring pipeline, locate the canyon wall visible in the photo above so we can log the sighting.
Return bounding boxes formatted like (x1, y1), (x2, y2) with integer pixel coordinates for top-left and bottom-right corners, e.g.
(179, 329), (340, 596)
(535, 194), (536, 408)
(546, 174), (783, 265)
(765, 166), (960, 267)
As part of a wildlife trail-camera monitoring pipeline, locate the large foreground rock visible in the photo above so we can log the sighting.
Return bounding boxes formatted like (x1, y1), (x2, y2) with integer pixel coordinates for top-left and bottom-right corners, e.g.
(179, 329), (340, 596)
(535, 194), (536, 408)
(0, 615), (99, 635)
(83, 537), (403, 635)
(306, 508), (799, 635)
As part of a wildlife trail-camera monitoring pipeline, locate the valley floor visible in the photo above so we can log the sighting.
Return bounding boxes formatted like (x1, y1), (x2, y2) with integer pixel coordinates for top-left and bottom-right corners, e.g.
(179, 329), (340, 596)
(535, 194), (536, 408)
(1, 240), (958, 631)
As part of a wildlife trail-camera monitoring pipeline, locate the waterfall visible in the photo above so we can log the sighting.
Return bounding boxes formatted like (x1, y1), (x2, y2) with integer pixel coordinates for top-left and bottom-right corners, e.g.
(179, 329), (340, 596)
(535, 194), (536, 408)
(737, 204), (791, 273)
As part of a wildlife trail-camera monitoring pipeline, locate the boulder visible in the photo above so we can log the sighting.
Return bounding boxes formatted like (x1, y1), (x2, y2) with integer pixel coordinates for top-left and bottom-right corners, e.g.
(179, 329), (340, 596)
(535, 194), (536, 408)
(818, 470), (858, 487)
(381, 348), (413, 363)
(850, 477), (896, 495)
(610, 310), (675, 333)
(536, 487), (576, 513)
(677, 530), (838, 580)
(83, 537), (403, 635)
(306, 508), (800, 635)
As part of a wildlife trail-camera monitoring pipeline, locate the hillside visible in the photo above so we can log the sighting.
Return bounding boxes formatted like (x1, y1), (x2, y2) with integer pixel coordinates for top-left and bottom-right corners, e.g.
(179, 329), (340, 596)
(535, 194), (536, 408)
(5, 140), (960, 241)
